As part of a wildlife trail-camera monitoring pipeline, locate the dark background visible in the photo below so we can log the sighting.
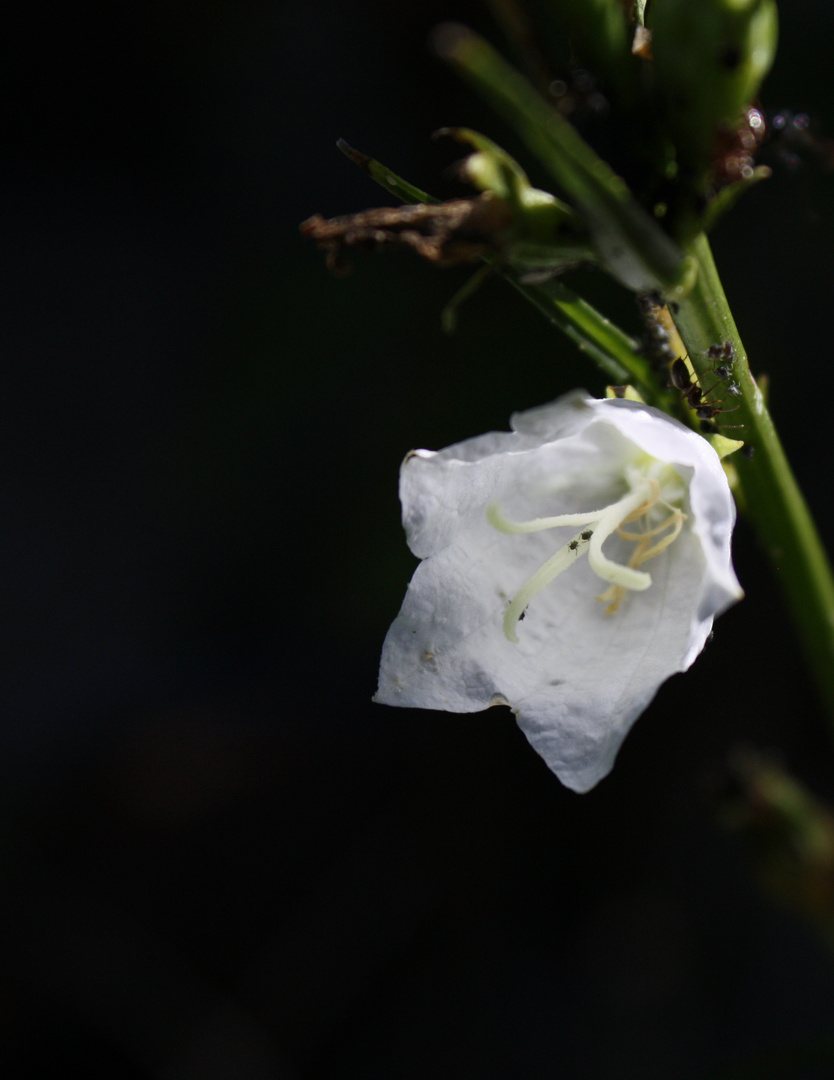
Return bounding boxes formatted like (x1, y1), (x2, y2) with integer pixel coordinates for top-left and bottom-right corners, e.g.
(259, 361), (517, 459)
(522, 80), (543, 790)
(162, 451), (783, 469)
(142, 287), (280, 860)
(4, 2), (834, 1077)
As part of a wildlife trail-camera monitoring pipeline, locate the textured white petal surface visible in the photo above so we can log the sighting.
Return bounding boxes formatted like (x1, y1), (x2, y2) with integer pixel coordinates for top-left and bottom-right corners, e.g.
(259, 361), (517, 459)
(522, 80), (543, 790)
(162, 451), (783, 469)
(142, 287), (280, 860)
(375, 392), (742, 792)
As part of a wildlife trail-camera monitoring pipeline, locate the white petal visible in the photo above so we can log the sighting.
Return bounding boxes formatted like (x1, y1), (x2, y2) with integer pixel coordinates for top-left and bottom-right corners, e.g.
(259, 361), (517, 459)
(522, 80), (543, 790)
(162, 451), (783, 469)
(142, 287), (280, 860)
(580, 397), (743, 659)
(376, 392), (742, 792)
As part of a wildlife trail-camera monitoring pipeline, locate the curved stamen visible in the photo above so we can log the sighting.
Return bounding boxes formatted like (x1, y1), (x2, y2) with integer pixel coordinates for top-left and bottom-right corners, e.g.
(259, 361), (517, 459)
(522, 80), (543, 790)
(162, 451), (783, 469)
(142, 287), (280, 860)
(597, 507), (686, 614)
(633, 508), (685, 563)
(587, 480), (656, 592)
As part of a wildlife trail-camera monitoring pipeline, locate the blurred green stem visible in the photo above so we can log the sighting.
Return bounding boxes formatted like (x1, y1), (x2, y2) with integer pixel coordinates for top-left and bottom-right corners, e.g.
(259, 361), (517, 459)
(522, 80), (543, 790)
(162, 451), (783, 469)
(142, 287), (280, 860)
(674, 233), (834, 723)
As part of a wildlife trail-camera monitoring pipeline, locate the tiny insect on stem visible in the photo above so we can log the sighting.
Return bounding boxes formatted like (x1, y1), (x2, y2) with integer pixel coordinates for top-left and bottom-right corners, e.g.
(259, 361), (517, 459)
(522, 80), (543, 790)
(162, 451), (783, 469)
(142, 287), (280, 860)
(669, 355), (743, 431)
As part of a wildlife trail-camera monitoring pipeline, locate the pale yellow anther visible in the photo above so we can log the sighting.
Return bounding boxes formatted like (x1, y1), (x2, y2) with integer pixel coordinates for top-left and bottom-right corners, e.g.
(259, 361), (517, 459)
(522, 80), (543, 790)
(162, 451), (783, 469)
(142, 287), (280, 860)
(597, 507), (686, 614)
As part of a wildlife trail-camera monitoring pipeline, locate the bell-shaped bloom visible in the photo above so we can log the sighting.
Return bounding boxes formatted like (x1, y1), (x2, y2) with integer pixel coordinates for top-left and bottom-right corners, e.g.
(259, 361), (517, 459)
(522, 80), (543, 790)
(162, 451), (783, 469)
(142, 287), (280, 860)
(375, 391), (742, 792)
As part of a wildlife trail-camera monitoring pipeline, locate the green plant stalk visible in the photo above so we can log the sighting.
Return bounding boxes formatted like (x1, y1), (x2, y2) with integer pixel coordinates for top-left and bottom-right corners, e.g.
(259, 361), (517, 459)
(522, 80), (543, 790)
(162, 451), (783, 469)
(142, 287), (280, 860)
(675, 233), (834, 722)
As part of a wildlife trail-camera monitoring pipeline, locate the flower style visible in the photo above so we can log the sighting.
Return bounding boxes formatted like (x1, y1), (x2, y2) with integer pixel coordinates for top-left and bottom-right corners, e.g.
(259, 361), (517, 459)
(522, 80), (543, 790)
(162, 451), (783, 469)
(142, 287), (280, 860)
(374, 391), (743, 792)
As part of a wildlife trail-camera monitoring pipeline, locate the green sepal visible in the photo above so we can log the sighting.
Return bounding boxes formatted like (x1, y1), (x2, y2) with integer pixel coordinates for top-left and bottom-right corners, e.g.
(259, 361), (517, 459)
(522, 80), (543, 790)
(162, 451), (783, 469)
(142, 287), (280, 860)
(439, 127), (597, 270)
(604, 384), (645, 402)
(437, 127), (542, 209)
(711, 433), (745, 460)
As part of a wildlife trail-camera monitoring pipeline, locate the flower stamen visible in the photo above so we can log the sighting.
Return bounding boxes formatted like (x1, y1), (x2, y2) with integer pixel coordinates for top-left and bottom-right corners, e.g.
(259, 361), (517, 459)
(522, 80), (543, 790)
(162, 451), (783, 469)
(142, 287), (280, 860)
(491, 476), (688, 638)
(586, 480), (656, 592)
(598, 507), (686, 614)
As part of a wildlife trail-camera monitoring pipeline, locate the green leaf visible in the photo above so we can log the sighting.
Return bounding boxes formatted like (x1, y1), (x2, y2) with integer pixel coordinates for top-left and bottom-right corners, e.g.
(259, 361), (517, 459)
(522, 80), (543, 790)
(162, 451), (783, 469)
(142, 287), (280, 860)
(337, 139), (440, 205)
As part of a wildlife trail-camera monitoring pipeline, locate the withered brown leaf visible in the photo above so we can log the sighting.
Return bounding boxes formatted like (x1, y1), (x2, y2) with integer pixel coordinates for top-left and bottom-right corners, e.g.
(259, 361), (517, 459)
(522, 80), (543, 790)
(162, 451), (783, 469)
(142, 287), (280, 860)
(300, 194), (513, 275)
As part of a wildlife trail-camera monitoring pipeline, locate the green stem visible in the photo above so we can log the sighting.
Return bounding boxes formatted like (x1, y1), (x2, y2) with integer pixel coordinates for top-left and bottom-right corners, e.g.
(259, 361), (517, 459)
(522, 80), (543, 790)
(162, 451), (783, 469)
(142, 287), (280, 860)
(674, 233), (834, 723)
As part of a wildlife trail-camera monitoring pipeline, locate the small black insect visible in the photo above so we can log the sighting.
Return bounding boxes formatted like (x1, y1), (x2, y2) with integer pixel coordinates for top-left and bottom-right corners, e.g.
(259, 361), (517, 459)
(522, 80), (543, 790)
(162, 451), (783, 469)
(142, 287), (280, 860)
(580, 529), (594, 541)
(696, 399), (742, 421)
(707, 342), (737, 386)
(637, 290), (665, 314)
(669, 358), (706, 410)
(707, 341), (735, 364)
(636, 293), (678, 372)
(671, 358), (741, 428)
(568, 539), (580, 551)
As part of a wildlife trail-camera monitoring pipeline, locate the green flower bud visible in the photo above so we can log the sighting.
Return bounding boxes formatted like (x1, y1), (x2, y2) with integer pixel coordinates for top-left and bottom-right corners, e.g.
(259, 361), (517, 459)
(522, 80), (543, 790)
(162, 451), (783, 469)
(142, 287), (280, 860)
(648, 0), (778, 180)
(440, 128), (597, 270)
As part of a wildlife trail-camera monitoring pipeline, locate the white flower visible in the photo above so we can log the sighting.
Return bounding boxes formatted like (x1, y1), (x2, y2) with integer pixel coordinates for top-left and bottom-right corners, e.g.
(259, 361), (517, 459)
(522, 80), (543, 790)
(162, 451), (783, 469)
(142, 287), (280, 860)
(374, 391), (742, 793)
